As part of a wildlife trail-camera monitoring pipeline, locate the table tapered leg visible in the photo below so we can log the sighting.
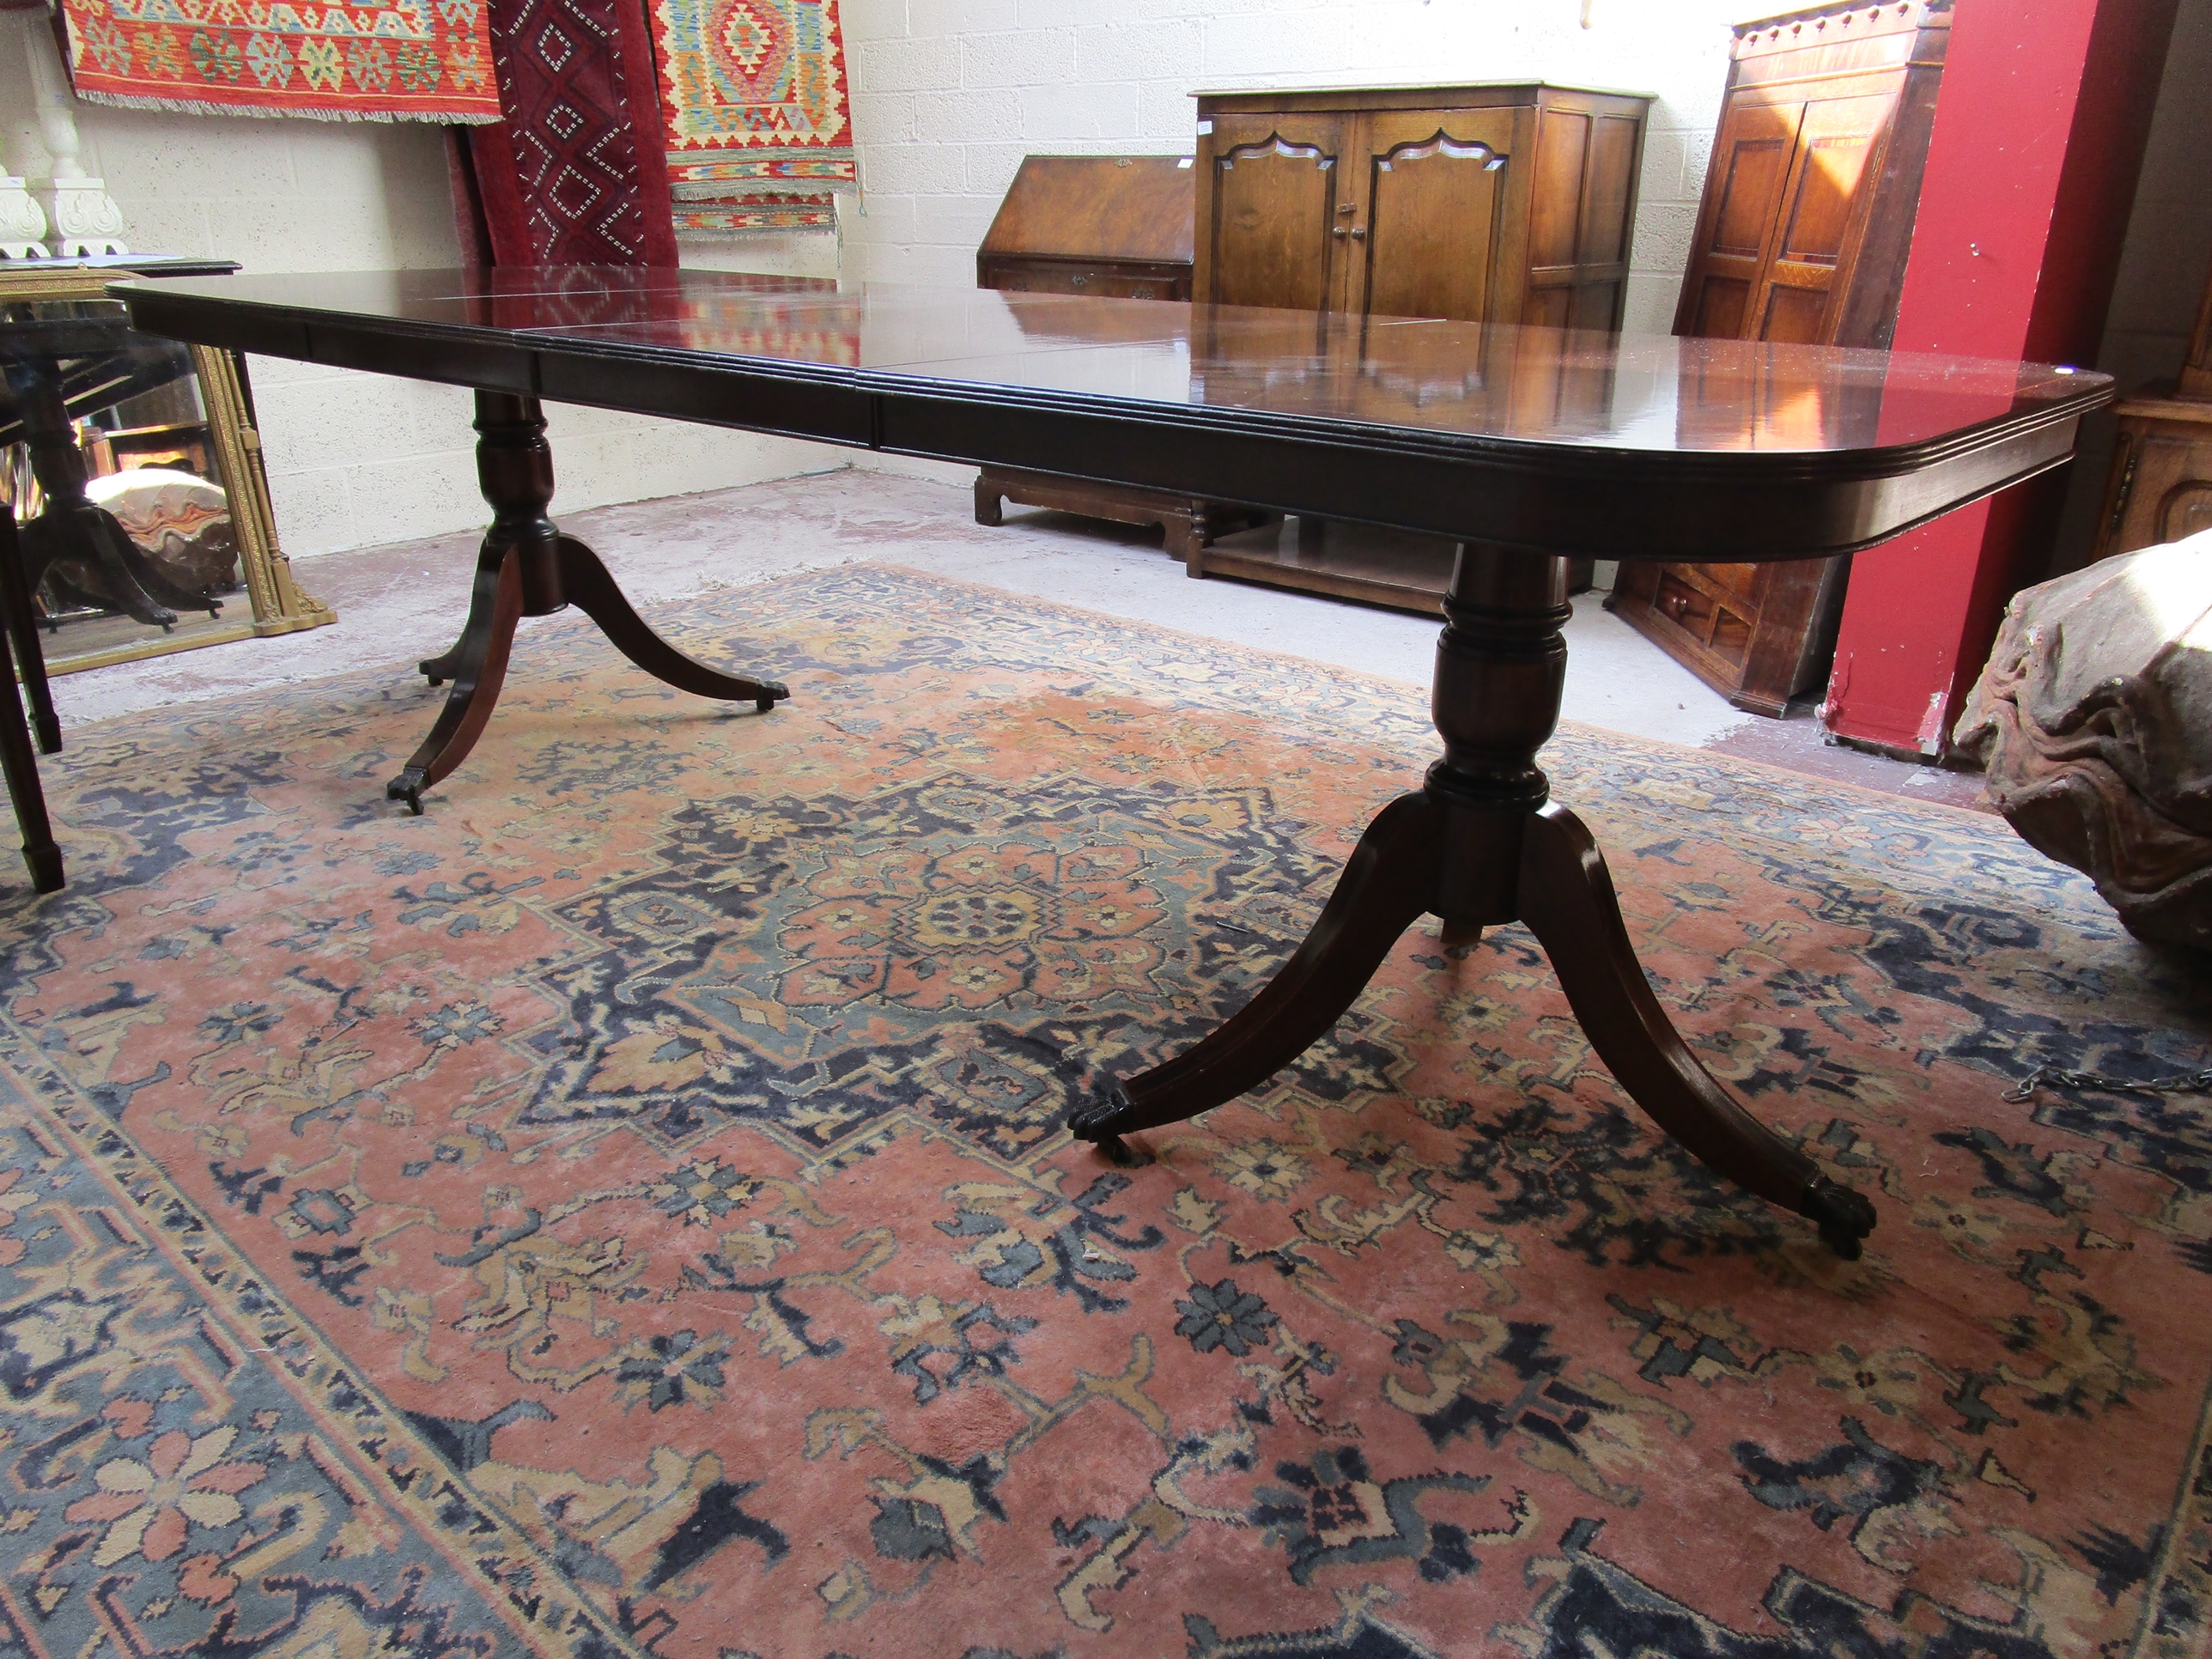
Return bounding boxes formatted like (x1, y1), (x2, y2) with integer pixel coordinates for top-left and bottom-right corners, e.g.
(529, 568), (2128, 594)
(389, 392), (789, 811)
(556, 535), (785, 709)
(1068, 793), (1447, 1160)
(1072, 542), (1875, 1257)
(1518, 803), (1875, 1256)
(0, 506), (62, 892)
(0, 504), (60, 756)
(386, 538), (526, 814)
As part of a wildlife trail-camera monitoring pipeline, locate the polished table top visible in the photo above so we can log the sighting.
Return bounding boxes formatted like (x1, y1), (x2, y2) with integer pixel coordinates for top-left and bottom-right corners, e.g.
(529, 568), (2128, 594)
(114, 268), (2113, 562)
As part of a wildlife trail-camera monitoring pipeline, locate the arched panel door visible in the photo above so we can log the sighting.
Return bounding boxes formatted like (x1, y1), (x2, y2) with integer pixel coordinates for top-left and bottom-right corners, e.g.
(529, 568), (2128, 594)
(1752, 91), (1899, 344)
(1200, 117), (1347, 314)
(1674, 96), (1805, 339)
(1356, 110), (1516, 325)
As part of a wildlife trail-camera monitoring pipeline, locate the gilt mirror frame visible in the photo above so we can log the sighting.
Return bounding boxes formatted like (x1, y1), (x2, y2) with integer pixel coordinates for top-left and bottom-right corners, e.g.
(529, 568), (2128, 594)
(1, 263), (335, 673)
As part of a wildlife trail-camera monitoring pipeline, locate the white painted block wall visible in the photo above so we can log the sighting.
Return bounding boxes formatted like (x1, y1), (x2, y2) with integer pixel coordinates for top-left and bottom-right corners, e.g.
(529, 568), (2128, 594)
(834, 0), (1744, 331)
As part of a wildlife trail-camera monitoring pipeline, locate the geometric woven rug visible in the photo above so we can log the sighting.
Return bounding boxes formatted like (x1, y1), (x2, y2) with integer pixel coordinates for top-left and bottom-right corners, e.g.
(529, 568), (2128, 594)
(2, 565), (2207, 1658)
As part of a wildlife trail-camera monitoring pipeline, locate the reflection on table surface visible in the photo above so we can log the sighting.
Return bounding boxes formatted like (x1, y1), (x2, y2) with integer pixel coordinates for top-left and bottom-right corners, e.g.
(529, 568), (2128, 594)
(116, 268), (2106, 457)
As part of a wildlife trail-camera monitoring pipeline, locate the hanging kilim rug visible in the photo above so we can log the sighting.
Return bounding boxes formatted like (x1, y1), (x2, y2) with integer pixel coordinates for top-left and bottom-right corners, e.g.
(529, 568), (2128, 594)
(647, 0), (853, 233)
(3, 564), (2209, 1659)
(58, 0), (499, 122)
(459, 0), (681, 266)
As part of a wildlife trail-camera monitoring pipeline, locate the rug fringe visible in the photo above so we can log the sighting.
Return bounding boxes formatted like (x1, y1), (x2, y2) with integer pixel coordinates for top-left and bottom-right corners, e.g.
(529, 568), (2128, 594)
(72, 88), (500, 124)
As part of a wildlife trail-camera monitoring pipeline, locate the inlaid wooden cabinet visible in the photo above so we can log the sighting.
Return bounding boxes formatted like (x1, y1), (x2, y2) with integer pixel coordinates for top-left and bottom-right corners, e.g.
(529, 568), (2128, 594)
(1187, 82), (1650, 610)
(1611, 0), (1950, 714)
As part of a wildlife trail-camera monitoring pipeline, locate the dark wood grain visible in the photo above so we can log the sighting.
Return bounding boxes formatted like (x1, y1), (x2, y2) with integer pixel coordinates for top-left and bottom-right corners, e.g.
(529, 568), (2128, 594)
(1517, 802), (1875, 1256)
(386, 390), (787, 813)
(556, 532), (786, 708)
(1072, 793), (1446, 1157)
(112, 274), (2107, 567)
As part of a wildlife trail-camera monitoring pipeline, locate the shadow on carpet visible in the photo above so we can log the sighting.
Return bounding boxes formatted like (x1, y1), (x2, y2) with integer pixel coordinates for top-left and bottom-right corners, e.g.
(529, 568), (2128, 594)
(1, 563), (2207, 1659)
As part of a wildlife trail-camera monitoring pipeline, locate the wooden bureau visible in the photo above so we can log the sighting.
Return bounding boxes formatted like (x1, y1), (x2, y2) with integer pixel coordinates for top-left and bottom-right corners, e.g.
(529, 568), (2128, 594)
(975, 153), (1195, 301)
(973, 155), (1276, 561)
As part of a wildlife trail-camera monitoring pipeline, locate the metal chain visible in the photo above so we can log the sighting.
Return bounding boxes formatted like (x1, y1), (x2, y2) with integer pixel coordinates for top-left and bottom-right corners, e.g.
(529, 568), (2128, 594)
(2002, 1064), (2212, 1104)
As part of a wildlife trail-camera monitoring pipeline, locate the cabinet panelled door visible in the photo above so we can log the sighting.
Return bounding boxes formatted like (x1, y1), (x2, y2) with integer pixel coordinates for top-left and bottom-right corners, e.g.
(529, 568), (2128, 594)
(1195, 85), (1649, 331)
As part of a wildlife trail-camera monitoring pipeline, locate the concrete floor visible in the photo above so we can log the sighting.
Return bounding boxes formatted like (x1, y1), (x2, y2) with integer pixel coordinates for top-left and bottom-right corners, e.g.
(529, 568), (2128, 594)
(51, 467), (1990, 811)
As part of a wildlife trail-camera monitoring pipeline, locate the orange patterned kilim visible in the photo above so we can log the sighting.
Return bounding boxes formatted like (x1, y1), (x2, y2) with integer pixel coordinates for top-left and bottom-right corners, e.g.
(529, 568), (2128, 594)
(58, 0), (498, 122)
(2, 566), (2209, 1658)
(647, 0), (852, 232)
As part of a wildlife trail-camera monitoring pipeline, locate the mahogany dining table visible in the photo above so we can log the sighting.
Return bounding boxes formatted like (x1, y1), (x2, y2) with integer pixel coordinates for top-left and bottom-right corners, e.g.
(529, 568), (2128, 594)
(110, 267), (2112, 1260)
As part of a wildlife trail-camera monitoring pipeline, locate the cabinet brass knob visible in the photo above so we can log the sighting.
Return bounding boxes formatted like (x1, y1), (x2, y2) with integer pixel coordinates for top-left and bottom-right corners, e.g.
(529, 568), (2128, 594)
(1332, 226), (1348, 239)
(1349, 227), (1365, 240)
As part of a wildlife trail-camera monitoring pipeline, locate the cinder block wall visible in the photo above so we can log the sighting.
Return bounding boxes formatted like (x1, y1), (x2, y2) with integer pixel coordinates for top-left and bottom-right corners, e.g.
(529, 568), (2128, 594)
(835, 0), (1745, 332)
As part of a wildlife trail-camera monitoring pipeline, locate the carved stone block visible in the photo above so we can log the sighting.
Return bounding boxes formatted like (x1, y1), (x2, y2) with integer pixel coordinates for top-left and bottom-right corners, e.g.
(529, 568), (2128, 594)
(1955, 532), (2212, 950)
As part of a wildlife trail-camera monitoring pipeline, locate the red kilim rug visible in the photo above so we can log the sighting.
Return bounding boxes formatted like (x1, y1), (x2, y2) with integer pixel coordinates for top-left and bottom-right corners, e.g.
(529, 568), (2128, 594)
(58, 0), (498, 122)
(3, 565), (2209, 1658)
(457, 0), (681, 268)
(647, 0), (853, 234)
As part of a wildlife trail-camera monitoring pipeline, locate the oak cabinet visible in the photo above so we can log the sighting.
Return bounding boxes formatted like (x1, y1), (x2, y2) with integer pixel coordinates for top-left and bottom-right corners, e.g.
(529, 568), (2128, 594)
(1187, 82), (1650, 611)
(1194, 84), (1648, 333)
(1611, 0), (1950, 714)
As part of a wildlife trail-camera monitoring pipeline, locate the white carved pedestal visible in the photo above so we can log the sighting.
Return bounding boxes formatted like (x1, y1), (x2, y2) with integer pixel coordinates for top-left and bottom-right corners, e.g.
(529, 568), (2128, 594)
(0, 173), (47, 258)
(3, 3), (126, 257)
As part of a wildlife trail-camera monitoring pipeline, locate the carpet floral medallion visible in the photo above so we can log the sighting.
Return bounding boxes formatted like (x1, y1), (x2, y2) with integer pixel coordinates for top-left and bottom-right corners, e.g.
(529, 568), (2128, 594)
(2, 565), (2208, 1659)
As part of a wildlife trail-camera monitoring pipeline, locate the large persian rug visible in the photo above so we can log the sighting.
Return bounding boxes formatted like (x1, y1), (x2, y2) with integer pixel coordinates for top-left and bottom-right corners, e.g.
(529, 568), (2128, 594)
(58, 0), (498, 122)
(2, 566), (2208, 1659)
